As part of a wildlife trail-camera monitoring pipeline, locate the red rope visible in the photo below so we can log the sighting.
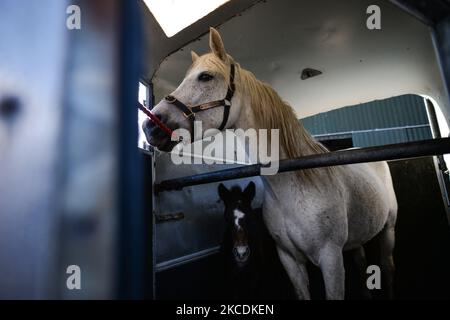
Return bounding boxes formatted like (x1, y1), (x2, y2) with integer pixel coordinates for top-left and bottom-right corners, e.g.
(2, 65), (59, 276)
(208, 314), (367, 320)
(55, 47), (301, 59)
(138, 102), (174, 137)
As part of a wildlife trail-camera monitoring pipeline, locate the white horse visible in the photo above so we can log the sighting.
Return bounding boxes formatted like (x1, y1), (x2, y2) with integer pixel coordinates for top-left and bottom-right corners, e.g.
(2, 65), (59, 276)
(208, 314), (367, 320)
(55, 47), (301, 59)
(143, 28), (398, 299)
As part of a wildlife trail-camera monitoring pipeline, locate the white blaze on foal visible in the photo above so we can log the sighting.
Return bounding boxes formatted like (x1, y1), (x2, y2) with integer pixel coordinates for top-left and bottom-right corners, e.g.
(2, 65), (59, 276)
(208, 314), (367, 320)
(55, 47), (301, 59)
(234, 209), (245, 229)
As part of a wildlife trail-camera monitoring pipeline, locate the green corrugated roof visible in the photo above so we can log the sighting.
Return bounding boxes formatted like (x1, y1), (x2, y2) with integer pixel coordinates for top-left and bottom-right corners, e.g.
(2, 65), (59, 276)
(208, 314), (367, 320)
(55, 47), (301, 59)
(302, 94), (429, 135)
(301, 94), (432, 148)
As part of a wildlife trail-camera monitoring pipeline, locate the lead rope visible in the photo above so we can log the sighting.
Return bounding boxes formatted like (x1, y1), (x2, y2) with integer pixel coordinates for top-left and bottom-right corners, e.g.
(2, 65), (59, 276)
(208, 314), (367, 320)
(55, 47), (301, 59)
(137, 102), (174, 137)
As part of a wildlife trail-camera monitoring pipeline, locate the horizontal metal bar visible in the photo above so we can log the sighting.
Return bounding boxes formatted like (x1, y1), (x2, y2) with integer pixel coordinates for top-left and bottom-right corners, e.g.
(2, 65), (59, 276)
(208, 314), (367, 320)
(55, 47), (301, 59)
(155, 246), (221, 272)
(155, 211), (184, 223)
(155, 138), (450, 193)
(312, 124), (430, 139)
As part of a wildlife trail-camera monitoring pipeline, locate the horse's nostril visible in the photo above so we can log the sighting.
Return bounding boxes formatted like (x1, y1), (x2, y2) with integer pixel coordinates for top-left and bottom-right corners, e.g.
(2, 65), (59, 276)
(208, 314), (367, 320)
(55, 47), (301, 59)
(142, 118), (154, 132)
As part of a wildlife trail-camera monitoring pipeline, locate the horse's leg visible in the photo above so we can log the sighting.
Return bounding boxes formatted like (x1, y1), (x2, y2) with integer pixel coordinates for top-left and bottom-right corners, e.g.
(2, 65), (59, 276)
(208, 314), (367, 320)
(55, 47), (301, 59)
(277, 248), (310, 299)
(348, 246), (372, 299)
(318, 243), (345, 300)
(378, 221), (396, 299)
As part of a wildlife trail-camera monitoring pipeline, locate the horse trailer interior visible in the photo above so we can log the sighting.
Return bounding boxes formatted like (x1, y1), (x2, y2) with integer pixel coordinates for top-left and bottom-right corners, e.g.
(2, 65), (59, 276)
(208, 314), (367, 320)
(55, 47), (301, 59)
(0, 0), (450, 303)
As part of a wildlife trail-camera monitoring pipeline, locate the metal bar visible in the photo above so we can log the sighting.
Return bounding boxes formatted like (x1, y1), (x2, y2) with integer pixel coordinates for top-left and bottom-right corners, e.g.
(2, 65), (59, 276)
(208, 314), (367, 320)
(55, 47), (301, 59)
(117, 0), (151, 299)
(155, 138), (450, 193)
(313, 124), (430, 138)
(155, 246), (221, 273)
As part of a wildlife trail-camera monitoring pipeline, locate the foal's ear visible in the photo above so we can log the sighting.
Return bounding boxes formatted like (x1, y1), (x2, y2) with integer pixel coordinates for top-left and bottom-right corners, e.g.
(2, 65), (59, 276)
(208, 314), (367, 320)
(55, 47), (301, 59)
(191, 50), (199, 63)
(243, 181), (256, 202)
(218, 183), (229, 201)
(209, 27), (227, 61)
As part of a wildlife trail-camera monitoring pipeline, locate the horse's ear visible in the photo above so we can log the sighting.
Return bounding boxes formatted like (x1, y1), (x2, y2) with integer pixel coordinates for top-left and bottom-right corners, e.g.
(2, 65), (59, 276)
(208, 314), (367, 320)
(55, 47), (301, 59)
(209, 27), (227, 61)
(243, 181), (256, 202)
(218, 183), (229, 201)
(191, 50), (199, 63)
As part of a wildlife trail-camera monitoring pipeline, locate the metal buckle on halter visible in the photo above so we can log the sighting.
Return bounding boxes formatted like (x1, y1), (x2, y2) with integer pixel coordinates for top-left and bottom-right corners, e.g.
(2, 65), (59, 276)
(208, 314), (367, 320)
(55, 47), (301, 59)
(224, 99), (231, 107)
(199, 104), (211, 110)
(183, 108), (195, 120)
(165, 95), (177, 103)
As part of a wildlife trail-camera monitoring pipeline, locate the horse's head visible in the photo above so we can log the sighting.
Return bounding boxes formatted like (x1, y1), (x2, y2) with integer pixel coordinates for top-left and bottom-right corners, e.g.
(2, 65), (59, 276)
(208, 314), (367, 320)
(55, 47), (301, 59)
(143, 27), (243, 152)
(218, 182), (256, 267)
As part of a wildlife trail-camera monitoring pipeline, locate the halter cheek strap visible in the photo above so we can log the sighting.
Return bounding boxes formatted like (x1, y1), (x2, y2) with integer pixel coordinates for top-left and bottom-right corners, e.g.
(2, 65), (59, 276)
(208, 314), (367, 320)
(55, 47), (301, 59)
(165, 63), (236, 133)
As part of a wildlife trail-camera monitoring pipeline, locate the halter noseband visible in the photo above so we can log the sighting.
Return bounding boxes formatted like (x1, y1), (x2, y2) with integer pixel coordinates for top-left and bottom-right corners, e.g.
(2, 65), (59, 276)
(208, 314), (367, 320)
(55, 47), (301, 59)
(164, 63), (235, 133)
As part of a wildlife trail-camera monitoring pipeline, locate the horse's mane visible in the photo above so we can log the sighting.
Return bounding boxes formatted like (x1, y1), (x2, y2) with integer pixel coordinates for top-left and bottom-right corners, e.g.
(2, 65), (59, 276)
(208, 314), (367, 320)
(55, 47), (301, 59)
(235, 62), (332, 181)
(196, 53), (332, 181)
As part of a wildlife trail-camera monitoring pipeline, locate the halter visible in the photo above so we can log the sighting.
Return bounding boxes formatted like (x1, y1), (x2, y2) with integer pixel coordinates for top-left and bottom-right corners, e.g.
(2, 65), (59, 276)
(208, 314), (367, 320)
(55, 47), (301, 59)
(164, 63), (235, 134)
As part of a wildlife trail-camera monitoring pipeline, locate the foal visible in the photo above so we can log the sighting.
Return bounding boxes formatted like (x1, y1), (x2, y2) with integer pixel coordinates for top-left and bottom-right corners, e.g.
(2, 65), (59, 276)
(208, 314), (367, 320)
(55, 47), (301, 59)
(218, 182), (293, 299)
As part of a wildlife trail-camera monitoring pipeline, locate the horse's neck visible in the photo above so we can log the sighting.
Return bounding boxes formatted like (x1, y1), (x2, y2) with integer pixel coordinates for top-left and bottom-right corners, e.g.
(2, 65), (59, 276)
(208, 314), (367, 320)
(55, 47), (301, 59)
(233, 87), (322, 160)
(232, 68), (334, 195)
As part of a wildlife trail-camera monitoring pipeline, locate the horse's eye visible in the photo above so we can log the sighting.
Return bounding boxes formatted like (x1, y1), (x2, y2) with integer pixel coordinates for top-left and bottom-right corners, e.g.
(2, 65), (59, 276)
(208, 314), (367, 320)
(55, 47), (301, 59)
(198, 72), (214, 82)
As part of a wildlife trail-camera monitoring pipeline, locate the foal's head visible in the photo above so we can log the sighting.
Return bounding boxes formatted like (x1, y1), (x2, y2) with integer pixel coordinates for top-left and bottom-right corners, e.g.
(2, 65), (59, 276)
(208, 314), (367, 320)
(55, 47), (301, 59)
(218, 182), (256, 267)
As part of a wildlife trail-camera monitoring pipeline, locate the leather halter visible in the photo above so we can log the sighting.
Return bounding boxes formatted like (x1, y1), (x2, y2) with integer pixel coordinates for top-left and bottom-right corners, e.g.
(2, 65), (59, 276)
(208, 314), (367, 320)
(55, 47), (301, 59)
(164, 63), (235, 134)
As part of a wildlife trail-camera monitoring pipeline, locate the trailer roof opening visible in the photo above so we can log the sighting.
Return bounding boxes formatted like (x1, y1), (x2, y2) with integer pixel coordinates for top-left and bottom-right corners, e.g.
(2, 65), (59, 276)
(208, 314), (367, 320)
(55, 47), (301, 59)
(143, 0), (230, 37)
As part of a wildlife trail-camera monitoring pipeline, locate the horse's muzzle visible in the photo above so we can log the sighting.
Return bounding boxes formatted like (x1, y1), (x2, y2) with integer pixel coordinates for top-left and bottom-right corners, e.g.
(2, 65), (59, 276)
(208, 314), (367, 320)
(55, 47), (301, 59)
(142, 116), (178, 152)
(233, 245), (250, 265)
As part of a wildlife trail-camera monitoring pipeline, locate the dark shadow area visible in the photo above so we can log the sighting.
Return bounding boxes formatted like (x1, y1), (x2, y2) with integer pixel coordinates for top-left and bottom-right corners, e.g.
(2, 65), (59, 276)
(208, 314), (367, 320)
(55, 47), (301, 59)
(388, 157), (450, 299)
